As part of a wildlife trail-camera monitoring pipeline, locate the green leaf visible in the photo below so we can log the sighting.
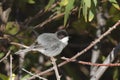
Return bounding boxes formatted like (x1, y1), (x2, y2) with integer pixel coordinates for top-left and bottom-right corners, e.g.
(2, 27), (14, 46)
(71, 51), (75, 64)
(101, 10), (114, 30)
(27, 0), (35, 4)
(8, 74), (16, 80)
(78, 5), (82, 18)
(0, 73), (9, 80)
(59, 0), (68, 7)
(21, 74), (31, 80)
(82, 3), (88, 22)
(5, 22), (19, 35)
(93, 0), (97, 7)
(88, 10), (94, 21)
(45, 0), (55, 10)
(113, 68), (119, 80)
(0, 52), (4, 59)
(64, 0), (74, 26)
(84, 0), (91, 8)
(109, 0), (120, 10)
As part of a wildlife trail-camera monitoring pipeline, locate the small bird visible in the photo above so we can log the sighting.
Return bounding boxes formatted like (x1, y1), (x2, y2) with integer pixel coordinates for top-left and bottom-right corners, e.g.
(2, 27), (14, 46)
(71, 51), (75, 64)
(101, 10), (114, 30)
(15, 30), (69, 57)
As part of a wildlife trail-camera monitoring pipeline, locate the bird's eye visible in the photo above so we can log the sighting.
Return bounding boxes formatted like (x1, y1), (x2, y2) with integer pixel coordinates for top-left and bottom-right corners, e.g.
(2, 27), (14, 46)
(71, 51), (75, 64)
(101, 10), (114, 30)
(58, 35), (65, 39)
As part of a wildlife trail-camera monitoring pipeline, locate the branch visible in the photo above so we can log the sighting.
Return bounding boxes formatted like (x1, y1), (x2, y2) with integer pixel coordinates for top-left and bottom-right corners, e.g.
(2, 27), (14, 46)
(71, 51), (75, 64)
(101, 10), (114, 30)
(22, 68), (47, 80)
(61, 57), (120, 67)
(0, 50), (11, 63)
(10, 55), (13, 80)
(51, 57), (61, 80)
(34, 13), (64, 29)
(10, 42), (29, 48)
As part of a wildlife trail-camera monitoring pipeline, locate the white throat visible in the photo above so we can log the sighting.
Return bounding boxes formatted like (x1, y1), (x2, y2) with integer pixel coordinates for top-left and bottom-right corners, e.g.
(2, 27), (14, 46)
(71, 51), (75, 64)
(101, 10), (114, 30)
(59, 36), (69, 45)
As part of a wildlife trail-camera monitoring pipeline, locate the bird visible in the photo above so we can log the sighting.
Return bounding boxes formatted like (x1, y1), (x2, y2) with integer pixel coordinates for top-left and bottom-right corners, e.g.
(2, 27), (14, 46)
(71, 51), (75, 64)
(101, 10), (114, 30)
(15, 30), (69, 57)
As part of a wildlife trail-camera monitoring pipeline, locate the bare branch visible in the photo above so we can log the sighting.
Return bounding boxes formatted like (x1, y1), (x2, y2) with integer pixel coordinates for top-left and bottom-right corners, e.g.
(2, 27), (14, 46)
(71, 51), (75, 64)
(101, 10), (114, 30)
(0, 50), (11, 63)
(10, 55), (12, 80)
(51, 57), (61, 80)
(61, 57), (120, 67)
(10, 42), (29, 48)
(34, 13), (64, 29)
(22, 68), (47, 80)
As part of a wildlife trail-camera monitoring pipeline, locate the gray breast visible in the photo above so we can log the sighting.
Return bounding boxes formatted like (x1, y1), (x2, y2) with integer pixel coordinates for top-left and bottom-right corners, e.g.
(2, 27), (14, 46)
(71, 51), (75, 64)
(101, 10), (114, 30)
(36, 33), (66, 57)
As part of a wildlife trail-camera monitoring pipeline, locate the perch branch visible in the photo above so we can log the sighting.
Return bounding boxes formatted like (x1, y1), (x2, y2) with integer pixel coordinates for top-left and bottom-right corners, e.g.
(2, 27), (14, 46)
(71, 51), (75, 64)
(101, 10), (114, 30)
(51, 57), (61, 80)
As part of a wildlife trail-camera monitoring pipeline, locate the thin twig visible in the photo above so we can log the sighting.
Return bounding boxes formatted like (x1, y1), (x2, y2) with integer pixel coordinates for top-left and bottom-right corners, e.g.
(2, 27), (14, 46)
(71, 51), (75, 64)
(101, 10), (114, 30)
(61, 57), (120, 67)
(10, 42), (29, 48)
(22, 68), (47, 80)
(28, 20), (120, 79)
(10, 42), (28, 79)
(34, 13), (64, 29)
(0, 50), (11, 62)
(51, 57), (61, 80)
(10, 55), (12, 80)
(24, 1), (59, 26)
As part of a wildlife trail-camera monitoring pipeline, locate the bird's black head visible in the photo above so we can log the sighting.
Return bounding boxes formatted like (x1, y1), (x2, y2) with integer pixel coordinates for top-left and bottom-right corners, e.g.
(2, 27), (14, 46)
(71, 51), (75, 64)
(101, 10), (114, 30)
(56, 30), (68, 39)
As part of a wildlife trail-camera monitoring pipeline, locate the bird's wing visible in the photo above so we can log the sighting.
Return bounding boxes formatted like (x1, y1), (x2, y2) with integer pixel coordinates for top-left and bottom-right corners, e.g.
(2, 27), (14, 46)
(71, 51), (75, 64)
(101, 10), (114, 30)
(37, 33), (59, 48)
